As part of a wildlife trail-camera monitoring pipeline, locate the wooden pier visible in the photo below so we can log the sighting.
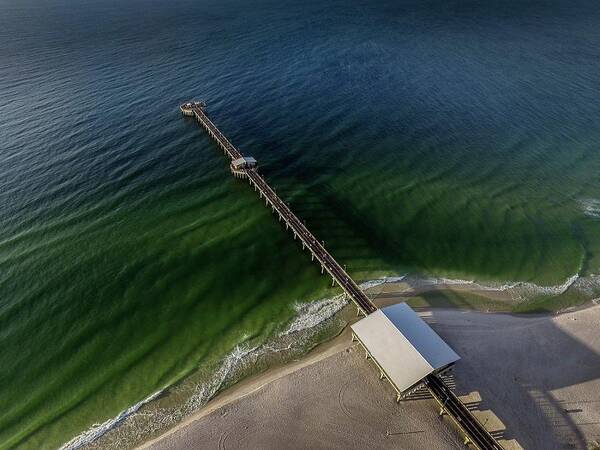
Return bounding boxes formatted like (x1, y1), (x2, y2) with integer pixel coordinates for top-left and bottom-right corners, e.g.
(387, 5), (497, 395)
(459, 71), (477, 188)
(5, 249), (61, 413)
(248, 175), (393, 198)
(181, 101), (376, 315)
(180, 101), (503, 450)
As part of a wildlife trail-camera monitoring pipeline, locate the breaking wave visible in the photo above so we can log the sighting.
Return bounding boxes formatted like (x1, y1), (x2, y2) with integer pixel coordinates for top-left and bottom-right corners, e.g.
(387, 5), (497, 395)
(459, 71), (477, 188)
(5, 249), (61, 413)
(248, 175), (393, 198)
(421, 272), (587, 301)
(580, 198), (600, 219)
(280, 277), (404, 336)
(58, 390), (164, 450)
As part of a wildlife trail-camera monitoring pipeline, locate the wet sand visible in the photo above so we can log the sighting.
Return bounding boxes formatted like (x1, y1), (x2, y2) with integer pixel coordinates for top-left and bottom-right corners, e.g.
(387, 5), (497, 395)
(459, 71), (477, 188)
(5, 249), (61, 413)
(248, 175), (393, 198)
(139, 301), (600, 450)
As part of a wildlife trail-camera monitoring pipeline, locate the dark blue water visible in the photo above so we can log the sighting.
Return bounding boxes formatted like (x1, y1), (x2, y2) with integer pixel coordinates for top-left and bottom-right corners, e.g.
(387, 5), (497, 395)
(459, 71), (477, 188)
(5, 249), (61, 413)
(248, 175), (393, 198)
(2, 0), (600, 447)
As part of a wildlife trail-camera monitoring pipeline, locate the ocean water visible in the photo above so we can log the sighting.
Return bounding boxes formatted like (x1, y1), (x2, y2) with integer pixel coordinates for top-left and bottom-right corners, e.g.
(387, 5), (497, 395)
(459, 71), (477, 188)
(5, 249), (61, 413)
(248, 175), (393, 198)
(2, 0), (600, 447)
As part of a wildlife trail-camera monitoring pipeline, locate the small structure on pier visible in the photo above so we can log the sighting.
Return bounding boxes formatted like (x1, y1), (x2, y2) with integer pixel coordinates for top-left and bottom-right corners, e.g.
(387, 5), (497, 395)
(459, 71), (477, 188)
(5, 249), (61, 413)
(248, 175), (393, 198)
(230, 156), (257, 178)
(180, 101), (206, 116)
(351, 302), (460, 400)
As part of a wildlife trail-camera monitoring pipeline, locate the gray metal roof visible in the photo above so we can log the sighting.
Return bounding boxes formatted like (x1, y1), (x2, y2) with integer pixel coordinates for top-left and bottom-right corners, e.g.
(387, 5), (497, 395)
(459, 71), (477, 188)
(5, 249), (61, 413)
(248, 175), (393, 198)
(232, 157), (245, 168)
(232, 156), (257, 169)
(351, 303), (460, 393)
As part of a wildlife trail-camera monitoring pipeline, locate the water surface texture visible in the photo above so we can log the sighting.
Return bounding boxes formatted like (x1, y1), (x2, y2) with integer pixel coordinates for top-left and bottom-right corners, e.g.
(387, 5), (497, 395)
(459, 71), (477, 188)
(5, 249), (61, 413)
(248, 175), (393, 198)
(1, 0), (600, 447)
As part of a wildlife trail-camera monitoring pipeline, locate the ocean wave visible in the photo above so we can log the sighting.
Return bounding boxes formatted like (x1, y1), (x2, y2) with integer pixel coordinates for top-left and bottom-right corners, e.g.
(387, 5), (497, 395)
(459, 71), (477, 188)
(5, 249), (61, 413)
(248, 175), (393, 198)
(281, 294), (348, 336)
(421, 273), (582, 300)
(183, 343), (261, 412)
(58, 389), (164, 450)
(571, 273), (600, 297)
(280, 276), (406, 336)
(580, 198), (600, 219)
(359, 275), (405, 290)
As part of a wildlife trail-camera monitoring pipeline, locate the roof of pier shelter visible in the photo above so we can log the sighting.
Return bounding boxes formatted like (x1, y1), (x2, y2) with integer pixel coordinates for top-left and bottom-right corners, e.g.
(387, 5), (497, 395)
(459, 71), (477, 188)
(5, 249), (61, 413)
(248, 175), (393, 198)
(232, 156), (257, 169)
(351, 303), (460, 393)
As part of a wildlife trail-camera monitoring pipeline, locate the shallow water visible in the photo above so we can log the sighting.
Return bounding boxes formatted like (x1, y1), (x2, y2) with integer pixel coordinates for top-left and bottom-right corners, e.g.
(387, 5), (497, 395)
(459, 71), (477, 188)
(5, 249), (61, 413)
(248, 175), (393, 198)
(2, 0), (600, 447)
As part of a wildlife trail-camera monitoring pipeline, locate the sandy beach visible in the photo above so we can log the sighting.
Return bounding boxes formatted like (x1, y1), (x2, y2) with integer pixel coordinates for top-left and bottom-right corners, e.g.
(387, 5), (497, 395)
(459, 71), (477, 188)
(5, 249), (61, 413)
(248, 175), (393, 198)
(138, 297), (600, 450)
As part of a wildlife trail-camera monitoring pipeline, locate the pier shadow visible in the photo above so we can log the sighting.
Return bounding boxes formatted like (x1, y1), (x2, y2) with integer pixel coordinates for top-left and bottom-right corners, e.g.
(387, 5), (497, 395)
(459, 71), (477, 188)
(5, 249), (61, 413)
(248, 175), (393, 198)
(262, 170), (412, 275)
(407, 296), (600, 450)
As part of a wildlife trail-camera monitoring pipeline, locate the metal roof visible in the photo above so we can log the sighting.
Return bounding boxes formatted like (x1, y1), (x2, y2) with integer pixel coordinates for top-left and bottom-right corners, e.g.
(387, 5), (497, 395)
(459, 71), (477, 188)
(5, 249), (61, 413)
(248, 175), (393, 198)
(351, 303), (460, 393)
(232, 156), (257, 168)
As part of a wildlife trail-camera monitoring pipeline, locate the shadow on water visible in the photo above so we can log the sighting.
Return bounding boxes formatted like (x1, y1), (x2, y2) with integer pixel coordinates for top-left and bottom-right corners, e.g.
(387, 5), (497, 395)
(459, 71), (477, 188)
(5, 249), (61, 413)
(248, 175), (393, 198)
(262, 167), (412, 278)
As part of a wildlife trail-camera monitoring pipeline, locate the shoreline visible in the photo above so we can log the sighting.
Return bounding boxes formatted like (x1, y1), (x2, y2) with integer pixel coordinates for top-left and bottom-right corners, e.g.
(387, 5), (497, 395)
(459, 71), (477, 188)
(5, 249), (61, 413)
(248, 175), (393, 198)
(135, 284), (600, 450)
(137, 321), (357, 450)
(72, 275), (600, 450)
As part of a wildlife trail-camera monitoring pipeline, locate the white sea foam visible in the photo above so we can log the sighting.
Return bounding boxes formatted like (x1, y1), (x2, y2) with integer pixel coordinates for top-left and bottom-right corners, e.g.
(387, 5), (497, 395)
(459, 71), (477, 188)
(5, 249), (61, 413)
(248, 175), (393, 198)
(359, 275), (406, 290)
(280, 276), (406, 336)
(58, 389), (164, 450)
(421, 275), (514, 291)
(420, 272), (582, 299)
(580, 198), (600, 219)
(183, 343), (261, 412)
(571, 273), (600, 297)
(281, 294), (348, 336)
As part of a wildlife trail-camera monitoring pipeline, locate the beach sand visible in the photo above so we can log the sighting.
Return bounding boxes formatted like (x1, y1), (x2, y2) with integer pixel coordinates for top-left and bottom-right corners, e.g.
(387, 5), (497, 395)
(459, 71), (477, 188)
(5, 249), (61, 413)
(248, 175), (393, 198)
(139, 326), (464, 450)
(138, 298), (600, 450)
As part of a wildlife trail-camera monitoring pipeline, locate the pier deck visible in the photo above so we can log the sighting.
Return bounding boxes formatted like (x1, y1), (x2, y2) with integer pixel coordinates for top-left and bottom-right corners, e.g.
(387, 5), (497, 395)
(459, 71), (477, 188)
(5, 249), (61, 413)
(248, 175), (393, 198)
(181, 101), (502, 450)
(184, 101), (376, 315)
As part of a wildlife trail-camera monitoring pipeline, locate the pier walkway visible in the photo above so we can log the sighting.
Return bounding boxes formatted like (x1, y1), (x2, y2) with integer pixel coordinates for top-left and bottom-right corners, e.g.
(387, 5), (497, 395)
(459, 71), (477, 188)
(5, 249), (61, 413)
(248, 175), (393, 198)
(180, 101), (502, 450)
(182, 101), (376, 315)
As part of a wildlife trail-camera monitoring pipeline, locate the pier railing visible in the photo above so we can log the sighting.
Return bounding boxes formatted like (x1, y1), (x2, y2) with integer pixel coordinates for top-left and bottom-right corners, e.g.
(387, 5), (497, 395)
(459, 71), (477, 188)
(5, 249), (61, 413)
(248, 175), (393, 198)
(192, 107), (242, 161)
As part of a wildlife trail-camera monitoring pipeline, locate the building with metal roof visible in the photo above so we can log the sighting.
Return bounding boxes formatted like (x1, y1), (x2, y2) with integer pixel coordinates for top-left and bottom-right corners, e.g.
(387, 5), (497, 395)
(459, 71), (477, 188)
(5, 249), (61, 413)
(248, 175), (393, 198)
(351, 302), (460, 400)
(231, 156), (257, 170)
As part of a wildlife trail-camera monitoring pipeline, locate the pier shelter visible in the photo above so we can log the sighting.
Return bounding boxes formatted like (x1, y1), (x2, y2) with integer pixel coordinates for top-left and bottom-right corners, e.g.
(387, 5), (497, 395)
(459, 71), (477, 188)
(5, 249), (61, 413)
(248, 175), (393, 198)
(351, 302), (460, 399)
(230, 156), (257, 178)
(231, 156), (257, 170)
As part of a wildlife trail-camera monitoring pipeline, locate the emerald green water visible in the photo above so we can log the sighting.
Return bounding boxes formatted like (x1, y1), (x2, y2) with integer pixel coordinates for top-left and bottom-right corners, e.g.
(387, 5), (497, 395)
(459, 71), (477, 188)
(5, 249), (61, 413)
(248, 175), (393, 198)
(1, 0), (600, 447)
